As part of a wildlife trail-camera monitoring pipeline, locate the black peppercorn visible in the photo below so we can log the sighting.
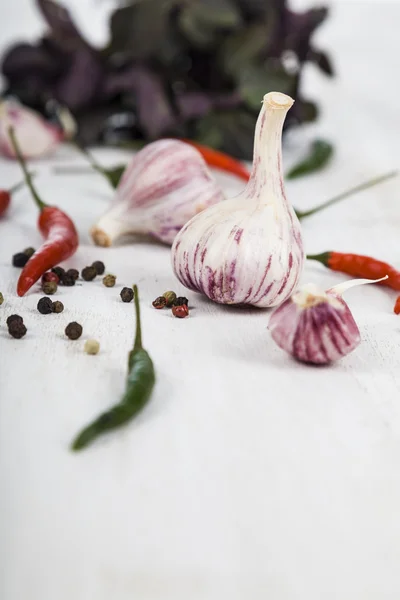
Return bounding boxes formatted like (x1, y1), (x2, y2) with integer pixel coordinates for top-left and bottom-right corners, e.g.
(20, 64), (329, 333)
(173, 296), (189, 307)
(42, 281), (58, 295)
(23, 247), (35, 258)
(52, 300), (64, 313)
(61, 272), (76, 286)
(6, 314), (23, 327)
(81, 266), (97, 281)
(52, 266), (65, 279)
(0, 292), (3, 305)
(8, 320), (27, 339)
(37, 297), (53, 314)
(152, 296), (167, 309)
(65, 321), (83, 340)
(120, 287), (134, 303)
(12, 252), (29, 268)
(66, 268), (79, 281)
(92, 261), (105, 275)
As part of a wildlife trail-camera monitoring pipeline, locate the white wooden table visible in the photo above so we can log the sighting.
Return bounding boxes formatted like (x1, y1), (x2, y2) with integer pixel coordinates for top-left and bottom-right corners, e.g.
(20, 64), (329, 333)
(1, 2), (400, 599)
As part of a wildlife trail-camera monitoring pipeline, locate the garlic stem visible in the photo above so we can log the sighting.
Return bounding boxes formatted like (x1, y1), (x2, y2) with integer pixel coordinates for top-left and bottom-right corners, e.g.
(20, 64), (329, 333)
(296, 170), (398, 219)
(248, 92), (294, 203)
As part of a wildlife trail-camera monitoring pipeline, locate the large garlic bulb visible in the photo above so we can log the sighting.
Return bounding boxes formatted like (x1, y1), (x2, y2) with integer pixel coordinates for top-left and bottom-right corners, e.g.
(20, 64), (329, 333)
(171, 92), (304, 307)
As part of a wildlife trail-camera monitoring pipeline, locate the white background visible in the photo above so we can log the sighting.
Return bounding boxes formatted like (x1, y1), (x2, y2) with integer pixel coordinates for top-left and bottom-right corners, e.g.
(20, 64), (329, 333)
(1, 1), (400, 600)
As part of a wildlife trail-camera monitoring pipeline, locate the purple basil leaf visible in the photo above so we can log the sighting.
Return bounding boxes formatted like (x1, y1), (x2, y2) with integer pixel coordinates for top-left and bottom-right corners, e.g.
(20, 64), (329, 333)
(307, 47), (334, 76)
(55, 48), (103, 111)
(36, 0), (86, 50)
(2, 42), (60, 79)
(176, 92), (212, 119)
(132, 68), (177, 138)
(284, 7), (329, 61)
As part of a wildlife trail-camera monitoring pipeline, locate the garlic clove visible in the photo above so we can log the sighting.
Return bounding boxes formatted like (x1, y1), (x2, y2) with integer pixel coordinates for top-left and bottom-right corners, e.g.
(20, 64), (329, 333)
(0, 99), (63, 159)
(91, 139), (225, 246)
(268, 277), (386, 365)
(171, 92), (304, 307)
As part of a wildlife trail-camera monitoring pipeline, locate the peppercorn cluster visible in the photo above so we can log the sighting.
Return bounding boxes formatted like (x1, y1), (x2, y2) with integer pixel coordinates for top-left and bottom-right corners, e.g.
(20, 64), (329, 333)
(152, 291), (189, 318)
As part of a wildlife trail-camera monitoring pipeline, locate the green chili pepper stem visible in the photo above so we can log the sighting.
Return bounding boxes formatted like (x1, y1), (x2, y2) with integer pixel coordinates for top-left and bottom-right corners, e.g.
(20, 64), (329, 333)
(133, 284), (142, 352)
(306, 252), (332, 266)
(296, 170), (398, 220)
(8, 128), (47, 210)
(7, 173), (35, 196)
(74, 141), (106, 175)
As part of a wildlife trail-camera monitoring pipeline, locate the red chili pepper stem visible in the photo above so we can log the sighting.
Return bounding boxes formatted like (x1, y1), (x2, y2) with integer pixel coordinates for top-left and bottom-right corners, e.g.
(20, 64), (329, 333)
(8, 127), (47, 211)
(74, 141), (108, 178)
(296, 170), (398, 219)
(306, 252), (331, 266)
(8, 175), (34, 196)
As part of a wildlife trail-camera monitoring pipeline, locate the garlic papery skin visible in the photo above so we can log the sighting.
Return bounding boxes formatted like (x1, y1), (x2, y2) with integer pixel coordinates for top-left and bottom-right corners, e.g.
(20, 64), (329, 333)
(268, 277), (386, 365)
(0, 100), (63, 159)
(171, 92), (304, 307)
(91, 139), (225, 246)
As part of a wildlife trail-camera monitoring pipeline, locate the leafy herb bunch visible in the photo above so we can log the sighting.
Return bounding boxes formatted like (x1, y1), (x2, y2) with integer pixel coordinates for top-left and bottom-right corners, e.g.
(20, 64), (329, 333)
(1, 0), (333, 159)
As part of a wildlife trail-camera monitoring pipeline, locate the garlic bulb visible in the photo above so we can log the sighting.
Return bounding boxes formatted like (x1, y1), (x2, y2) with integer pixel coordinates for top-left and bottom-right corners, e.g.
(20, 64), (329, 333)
(91, 139), (225, 246)
(269, 277), (387, 364)
(0, 99), (63, 159)
(171, 92), (304, 307)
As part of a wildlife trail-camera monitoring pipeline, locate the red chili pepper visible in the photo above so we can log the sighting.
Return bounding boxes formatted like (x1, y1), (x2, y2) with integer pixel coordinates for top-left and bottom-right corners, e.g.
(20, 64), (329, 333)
(0, 178), (28, 217)
(8, 127), (79, 297)
(182, 140), (250, 182)
(308, 251), (400, 291)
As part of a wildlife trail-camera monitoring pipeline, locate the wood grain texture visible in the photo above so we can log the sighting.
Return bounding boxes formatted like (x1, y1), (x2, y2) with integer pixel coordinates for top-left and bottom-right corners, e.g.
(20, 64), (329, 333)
(1, 3), (400, 599)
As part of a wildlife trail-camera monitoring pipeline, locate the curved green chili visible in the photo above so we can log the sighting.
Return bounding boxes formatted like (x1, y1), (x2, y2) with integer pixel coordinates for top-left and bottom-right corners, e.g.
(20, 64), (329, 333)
(71, 285), (155, 451)
(287, 139), (333, 180)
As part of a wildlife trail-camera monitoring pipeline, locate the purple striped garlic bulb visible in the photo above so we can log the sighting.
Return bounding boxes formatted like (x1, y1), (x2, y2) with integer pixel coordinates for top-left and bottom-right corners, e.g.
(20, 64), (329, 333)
(0, 99), (63, 159)
(269, 277), (387, 365)
(171, 92), (304, 307)
(91, 139), (224, 246)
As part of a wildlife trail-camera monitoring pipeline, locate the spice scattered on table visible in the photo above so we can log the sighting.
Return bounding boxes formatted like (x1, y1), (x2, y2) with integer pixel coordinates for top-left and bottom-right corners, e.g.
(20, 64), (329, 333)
(43, 281), (57, 295)
(8, 318), (27, 339)
(37, 296), (53, 314)
(173, 296), (189, 307)
(81, 266), (97, 281)
(172, 304), (189, 318)
(152, 296), (167, 309)
(42, 271), (59, 284)
(12, 252), (30, 268)
(0, 292), (3, 305)
(52, 266), (65, 280)
(71, 284), (155, 451)
(52, 300), (64, 313)
(6, 314), (23, 327)
(84, 339), (100, 355)
(65, 321), (83, 340)
(8, 127), (79, 297)
(23, 247), (35, 259)
(163, 291), (176, 307)
(120, 287), (134, 303)
(66, 268), (79, 281)
(60, 271), (76, 286)
(92, 261), (105, 275)
(102, 274), (116, 287)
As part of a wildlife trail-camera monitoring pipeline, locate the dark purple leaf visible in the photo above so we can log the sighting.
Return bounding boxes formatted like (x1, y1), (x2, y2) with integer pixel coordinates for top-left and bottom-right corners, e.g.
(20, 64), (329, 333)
(55, 48), (103, 111)
(131, 68), (178, 138)
(176, 92), (212, 119)
(307, 47), (334, 76)
(36, 0), (86, 50)
(2, 42), (60, 79)
(284, 8), (329, 61)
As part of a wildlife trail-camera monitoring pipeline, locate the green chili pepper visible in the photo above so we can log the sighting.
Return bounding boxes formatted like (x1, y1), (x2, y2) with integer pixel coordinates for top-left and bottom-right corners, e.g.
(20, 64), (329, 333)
(71, 285), (155, 451)
(287, 139), (333, 180)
